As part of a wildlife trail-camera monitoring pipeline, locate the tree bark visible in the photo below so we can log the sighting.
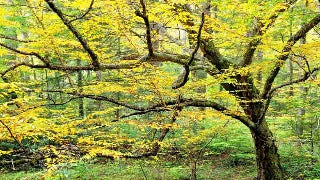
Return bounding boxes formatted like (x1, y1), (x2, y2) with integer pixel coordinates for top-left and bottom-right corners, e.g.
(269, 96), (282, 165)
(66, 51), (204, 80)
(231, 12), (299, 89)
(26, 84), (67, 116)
(251, 120), (284, 180)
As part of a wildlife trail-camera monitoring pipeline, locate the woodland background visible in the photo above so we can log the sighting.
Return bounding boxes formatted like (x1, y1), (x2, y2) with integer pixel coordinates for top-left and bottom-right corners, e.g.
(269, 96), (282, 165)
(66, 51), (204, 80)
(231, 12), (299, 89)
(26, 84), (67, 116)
(1, 0), (320, 179)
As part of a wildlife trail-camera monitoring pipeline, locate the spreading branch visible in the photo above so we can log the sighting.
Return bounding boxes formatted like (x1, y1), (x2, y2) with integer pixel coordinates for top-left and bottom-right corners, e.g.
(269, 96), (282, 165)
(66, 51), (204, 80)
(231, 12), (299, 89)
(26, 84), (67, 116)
(259, 67), (320, 122)
(1, 62), (45, 78)
(261, 13), (320, 100)
(181, 99), (254, 128)
(36, 89), (252, 128)
(45, 0), (100, 68)
(120, 108), (171, 119)
(0, 52), (209, 78)
(269, 67), (320, 96)
(241, 0), (297, 67)
(0, 42), (49, 65)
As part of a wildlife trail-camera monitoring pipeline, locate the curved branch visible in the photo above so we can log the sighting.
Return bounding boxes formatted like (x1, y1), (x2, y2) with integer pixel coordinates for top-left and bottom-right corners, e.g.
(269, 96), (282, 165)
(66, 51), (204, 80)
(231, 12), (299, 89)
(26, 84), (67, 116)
(176, 4), (230, 71)
(259, 66), (320, 123)
(0, 42), (48, 65)
(69, 0), (94, 23)
(181, 99), (254, 128)
(1, 62), (46, 77)
(172, 12), (205, 89)
(269, 67), (320, 96)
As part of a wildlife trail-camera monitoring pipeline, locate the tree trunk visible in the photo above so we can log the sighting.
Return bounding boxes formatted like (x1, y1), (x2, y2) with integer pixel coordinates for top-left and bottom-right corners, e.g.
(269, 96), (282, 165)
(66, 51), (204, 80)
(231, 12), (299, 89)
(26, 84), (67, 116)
(190, 161), (197, 180)
(96, 71), (102, 111)
(251, 120), (284, 180)
(77, 60), (84, 118)
(296, 32), (307, 136)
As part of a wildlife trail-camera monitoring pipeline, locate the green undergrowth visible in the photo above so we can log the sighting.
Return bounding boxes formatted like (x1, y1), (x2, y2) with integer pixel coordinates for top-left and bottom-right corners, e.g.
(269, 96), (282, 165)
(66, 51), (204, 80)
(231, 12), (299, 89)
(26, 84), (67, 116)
(1, 116), (320, 179)
(0, 158), (256, 180)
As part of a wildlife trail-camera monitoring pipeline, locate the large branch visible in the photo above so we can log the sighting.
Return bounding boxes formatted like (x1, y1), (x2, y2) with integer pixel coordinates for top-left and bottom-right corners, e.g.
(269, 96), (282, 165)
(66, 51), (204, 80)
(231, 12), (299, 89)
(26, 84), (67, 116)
(39, 89), (253, 128)
(201, 40), (230, 71)
(120, 108), (170, 119)
(0, 61), (139, 78)
(45, 0), (100, 68)
(261, 13), (320, 100)
(93, 95), (253, 128)
(0, 51), (211, 77)
(1, 63), (45, 77)
(241, 0), (297, 66)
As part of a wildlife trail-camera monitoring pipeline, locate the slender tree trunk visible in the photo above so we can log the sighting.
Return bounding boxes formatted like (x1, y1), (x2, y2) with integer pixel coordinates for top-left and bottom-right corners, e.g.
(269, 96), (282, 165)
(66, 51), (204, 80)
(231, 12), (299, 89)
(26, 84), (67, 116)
(96, 71), (102, 111)
(288, 1), (294, 96)
(297, 33), (307, 136)
(193, 70), (207, 111)
(251, 120), (284, 180)
(77, 60), (84, 118)
(190, 161), (197, 180)
(45, 70), (50, 100)
(288, 58), (294, 96)
(257, 51), (263, 88)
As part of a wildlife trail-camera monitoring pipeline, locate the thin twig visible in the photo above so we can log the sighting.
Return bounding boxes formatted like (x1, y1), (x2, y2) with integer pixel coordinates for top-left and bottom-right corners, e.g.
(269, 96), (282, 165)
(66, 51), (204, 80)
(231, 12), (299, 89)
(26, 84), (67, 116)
(0, 34), (35, 43)
(139, 163), (148, 180)
(69, 0), (95, 23)
(0, 120), (27, 152)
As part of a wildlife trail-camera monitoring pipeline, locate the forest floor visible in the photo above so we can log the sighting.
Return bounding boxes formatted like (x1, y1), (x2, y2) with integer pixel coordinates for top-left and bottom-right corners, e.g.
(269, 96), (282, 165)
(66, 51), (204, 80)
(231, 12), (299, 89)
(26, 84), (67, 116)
(1, 117), (320, 179)
(0, 155), (256, 180)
